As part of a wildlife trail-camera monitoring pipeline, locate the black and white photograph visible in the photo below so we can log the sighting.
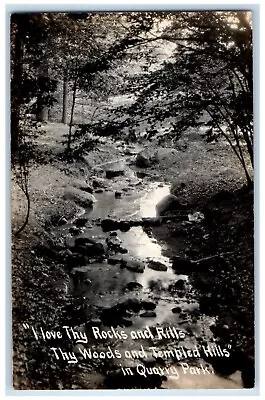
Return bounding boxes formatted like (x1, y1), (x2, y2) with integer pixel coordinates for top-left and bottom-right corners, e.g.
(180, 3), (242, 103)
(10, 9), (255, 391)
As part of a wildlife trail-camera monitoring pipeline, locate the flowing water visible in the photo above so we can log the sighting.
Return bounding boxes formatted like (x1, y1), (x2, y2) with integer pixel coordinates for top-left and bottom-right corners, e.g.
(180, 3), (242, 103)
(54, 176), (243, 389)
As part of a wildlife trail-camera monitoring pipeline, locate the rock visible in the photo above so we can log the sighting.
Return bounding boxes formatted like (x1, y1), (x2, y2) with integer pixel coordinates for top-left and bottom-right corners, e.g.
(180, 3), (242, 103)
(141, 217), (161, 227)
(135, 147), (158, 168)
(66, 253), (87, 268)
(171, 255), (195, 274)
(87, 318), (102, 327)
(141, 301), (156, 310)
(74, 237), (92, 246)
(119, 247), (128, 254)
(147, 260), (167, 272)
(210, 351), (243, 377)
(122, 298), (142, 313)
(79, 184), (93, 194)
(156, 194), (184, 217)
(101, 219), (119, 232)
(168, 279), (186, 293)
(175, 278), (186, 288)
(120, 318), (133, 327)
(57, 217), (68, 226)
(106, 236), (125, 253)
(106, 170), (124, 179)
(156, 148), (179, 165)
(107, 256), (123, 265)
(69, 227), (82, 236)
(119, 221), (131, 232)
(143, 356), (157, 367)
(99, 160), (126, 179)
(136, 171), (148, 178)
(92, 178), (106, 189)
(140, 311), (157, 318)
(72, 180), (93, 194)
(149, 279), (163, 291)
(74, 218), (91, 228)
(101, 305), (124, 326)
(115, 191), (122, 198)
(125, 259), (145, 273)
(73, 238), (105, 257)
(63, 187), (96, 209)
(58, 249), (72, 261)
(124, 282), (143, 291)
(95, 188), (104, 193)
(135, 151), (153, 168)
(110, 231), (118, 237)
(101, 299), (143, 326)
(172, 306), (182, 314)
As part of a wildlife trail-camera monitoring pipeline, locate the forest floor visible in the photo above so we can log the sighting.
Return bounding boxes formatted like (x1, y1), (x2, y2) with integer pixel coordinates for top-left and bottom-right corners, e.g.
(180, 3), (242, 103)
(11, 122), (254, 390)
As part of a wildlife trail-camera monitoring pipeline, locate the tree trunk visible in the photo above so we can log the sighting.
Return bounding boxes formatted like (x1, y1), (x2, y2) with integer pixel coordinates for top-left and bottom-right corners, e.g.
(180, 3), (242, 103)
(62, 72), (68, 124)
(36, 108), (49, 122)
(36, 63), (49, 122)
(11, 22), (23, 155)
(67, 74), (78, 153)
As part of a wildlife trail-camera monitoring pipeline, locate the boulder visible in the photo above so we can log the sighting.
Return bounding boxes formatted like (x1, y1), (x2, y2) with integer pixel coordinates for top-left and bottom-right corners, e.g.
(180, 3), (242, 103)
(141, 217), (161, 227)
(106, 169), (124, 179)
(57, 217), (68, 226)
(155, 148), (178, 165)
(74, 218), (92, 228)
(119, 221), (131, 232)
(106, 236), (124, 252)
(72, 180), (93, 194)
(69, 227), (82, 236)
(135, 148), (156, 168)
(140, 311), (156, 318)
(104, 161), (126, 179)
(124, 282), (143, 291)
(63, 187), (96, 209)
(147, 260), (167, 272)
(101, 219), (120, 232)
(74, 237), (92, 246)
(141, 300), (156, 310)
(92, 178), (106, 189)
(172, 306), (182, 314)
(125, 259), (145, 273)
(168, 279), (186, 293)
(115, 191), (122, 198)
(122, 298), (142, 313)
(149, 279), (163, 291)
(156, 194), (184, 216)
(73, 237), (105, 257)
(107, 256), (123, 265)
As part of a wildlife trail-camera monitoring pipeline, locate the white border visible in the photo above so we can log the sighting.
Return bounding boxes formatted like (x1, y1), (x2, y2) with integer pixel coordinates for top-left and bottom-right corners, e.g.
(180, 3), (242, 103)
(2, 1), (264, 399)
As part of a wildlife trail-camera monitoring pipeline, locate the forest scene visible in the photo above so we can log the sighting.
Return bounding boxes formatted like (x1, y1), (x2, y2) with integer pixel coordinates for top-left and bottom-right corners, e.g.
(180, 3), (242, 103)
(11, 11), (254, 390)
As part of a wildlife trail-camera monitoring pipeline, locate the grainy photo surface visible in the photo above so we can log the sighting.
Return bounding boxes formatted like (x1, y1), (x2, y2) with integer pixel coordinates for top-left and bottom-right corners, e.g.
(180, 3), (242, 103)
(11, 11), (254, 390)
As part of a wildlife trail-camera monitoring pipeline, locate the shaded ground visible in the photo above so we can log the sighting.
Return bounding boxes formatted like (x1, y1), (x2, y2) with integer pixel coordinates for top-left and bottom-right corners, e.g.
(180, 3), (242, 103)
(11, 122), (254, 390)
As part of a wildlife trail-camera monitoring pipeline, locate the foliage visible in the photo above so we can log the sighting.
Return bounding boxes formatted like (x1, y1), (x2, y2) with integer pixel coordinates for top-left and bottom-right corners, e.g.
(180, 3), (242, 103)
(123, 11), (253, 184)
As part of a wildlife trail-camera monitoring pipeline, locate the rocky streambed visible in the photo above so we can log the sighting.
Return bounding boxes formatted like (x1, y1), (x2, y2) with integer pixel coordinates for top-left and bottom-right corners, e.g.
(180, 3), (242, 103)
(45, 161), (247, 390)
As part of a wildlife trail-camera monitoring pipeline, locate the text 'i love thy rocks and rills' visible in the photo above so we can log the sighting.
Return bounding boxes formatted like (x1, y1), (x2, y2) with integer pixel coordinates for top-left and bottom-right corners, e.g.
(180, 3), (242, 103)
(26, 324), (232, 371)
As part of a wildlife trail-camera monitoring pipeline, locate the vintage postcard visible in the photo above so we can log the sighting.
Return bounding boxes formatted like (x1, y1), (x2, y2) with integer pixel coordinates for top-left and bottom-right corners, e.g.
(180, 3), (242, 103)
(10, 9), (255, 392)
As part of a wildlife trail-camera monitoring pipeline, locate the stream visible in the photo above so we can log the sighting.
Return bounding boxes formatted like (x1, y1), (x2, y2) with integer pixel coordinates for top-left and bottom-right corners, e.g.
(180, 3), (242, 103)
(53, 169), (243, 389)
